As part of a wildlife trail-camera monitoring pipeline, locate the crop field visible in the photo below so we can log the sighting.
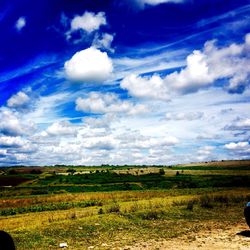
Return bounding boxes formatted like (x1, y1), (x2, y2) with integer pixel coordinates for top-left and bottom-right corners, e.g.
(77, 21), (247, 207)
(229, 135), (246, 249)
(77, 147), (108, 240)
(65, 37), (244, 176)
(0, 160), (250, 249)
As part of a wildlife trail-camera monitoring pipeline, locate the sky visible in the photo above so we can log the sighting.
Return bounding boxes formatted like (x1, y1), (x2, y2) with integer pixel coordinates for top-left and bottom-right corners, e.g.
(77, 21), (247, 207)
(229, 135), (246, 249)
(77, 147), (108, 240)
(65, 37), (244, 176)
(0, 0), (250, 166)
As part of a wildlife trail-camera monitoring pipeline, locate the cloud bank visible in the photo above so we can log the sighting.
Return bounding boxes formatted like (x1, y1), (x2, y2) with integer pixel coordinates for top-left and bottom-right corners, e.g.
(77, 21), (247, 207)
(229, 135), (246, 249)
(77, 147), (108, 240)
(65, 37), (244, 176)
(121, 33), (250, 100)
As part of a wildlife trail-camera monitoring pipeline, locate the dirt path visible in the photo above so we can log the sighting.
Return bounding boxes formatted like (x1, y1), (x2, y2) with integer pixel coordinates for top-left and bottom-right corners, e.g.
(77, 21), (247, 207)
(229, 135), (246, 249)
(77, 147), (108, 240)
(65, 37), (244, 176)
(122, 222), (250, 250)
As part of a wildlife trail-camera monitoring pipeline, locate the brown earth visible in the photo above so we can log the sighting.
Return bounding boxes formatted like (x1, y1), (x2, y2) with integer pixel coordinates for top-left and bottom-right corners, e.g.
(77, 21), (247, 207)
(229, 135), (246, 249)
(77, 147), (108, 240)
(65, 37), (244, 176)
(122, 222), (250, 250)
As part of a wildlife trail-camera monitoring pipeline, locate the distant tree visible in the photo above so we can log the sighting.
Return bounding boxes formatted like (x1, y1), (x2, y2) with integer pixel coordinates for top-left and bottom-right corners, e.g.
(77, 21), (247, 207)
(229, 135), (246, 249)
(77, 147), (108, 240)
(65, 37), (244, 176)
(159, 168), (165, 175)
(176, 171), (180, 176)
(30, 169), (42, 174)
(66, 168), (76, 174)
(8, 169), (17, 175)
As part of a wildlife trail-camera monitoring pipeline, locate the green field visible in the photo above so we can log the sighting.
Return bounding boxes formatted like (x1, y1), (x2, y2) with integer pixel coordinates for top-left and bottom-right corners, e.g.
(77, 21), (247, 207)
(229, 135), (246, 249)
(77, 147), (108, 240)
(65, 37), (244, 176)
(0, 160), (250, 249)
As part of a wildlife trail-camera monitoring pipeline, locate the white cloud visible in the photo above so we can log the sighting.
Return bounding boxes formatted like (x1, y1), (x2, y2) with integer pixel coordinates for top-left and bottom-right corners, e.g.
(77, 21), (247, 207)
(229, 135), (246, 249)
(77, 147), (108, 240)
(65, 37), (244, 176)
(165, 111), (204, 121)
(76, 92), (147, 115)
(7, 91), (30, 109)
(165, 50), (213, 94)
(114, 47), (186, 81)
(25, 92), (71, 124)
(136, 0), (185, 8)
(133, 136), (178, 149)
(121, 74), (170, 101)
(45, 121), (77, 137)
(224, 141), (249, 150)
(15, 17), (26, 31)
(70, 11), (106, 33)
(0, 136), (25, 148)
(92, 33), (114, 52)
(0, 149), (7, 156)
(64, 47), (113, 82)
(198, 146), (214, 155)
(121, 33), (250, 100)
(0, 109), (35, 136)
(245, 33), (250, 46)
(225, 118), (250, 131)
(84, 114), (116, 129)
(83, 136), (116, 150)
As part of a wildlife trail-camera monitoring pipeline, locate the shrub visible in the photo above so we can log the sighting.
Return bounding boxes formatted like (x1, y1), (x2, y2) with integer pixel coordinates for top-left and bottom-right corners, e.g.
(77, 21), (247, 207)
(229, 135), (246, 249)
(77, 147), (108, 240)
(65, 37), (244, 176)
(129, 202), (140, 213)
(107, 203), (120, 213)
(30, 169), (42, 174)
(8, 169), (17, 175)
(200, 195), (213, 209)
(68, 212), (77, 219)
(31, 189), (49, 195)
(186, 200), (195, 211)
(66, 168), (76, 174)
(213, 195), (229, 205)
(139, 210), (164, 220)
(159, 169), (165, 175)
(98, 208), (104, 215)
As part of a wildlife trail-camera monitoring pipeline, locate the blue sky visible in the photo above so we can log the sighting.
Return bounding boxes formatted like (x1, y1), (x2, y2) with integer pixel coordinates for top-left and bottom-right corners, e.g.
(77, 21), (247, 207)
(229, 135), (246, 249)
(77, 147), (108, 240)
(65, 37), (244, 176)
(0, 0), (250, 166)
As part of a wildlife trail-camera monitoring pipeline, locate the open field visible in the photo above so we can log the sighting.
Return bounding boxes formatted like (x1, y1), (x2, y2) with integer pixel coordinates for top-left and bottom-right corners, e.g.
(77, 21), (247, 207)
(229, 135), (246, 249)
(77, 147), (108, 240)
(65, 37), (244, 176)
(0, 160), (250, 249)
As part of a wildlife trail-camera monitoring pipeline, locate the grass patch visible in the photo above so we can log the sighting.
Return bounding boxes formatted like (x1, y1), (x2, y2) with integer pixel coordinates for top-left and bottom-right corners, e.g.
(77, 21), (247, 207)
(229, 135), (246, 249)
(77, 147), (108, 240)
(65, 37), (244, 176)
(0, 200), (103, 216)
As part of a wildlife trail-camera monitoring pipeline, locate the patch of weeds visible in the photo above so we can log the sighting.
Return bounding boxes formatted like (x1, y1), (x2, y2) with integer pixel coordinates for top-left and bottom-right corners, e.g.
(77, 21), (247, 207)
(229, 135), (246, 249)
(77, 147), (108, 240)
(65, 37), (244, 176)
(200, 195), (214, 209)
(137, 209), (165, 220)
(129, 202), (140, 213)
(98, 208), (104, 215)
(107, 203), (120, 213)
(213, 195), (229, 205)
(186, 200), (195, 211)
(68, 212), (77, 220)
(172, 200), (188, 207)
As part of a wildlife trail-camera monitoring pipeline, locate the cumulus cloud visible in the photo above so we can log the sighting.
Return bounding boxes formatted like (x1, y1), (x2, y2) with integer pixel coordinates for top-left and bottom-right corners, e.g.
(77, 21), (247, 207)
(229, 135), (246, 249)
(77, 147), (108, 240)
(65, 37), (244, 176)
(44, 121), (77, 137)
(0, 109), (35, 136)
(224, 141), (249, 150)
(64, 47), (113, 82)
(0, 136), (25, 148)
(83, 136), (116, 150)
(15, 17), (26, 31)
(133, 136), (178, 148)
(76, 92), (147, 115)
(7, 91), (30, 109)
(121, 33), (250, 100)
(70, 11), (106, 33)
(165, 111), (204, 121)
(84, 114), (116, 129)
(121, 74), (170, 101)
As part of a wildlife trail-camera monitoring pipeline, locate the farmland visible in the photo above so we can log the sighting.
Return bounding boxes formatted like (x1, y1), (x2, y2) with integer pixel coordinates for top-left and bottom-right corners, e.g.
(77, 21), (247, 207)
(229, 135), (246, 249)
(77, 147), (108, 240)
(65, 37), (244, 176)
(0, 160), (250, 249)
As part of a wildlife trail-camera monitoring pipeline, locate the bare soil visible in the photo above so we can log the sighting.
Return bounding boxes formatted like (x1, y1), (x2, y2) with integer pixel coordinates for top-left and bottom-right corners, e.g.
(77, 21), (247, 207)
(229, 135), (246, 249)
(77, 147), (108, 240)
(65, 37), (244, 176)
(122, 222), (250, 250)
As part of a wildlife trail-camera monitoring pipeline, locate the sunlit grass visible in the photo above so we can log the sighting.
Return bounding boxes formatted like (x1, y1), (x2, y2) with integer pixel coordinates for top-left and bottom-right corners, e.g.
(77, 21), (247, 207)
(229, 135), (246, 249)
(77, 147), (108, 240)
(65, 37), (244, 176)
(0, 190), (247, 249)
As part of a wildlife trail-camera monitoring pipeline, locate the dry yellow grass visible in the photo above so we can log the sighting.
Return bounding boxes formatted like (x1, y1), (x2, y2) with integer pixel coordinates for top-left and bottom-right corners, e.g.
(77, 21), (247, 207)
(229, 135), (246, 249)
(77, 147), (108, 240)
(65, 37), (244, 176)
(177, 160), (250, 168)
(1, 188), (249, 232)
